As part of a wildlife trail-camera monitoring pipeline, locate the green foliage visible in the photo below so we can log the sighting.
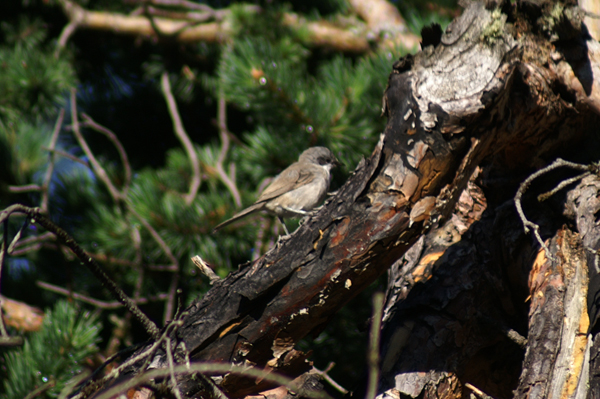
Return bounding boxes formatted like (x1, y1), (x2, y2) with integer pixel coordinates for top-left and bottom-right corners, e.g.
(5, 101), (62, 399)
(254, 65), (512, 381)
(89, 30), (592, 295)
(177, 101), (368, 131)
(0, 119), (54, 186)
(0, 18), (75, 127)
(219, 37), (390, 176)
(1, 300), (101, 399)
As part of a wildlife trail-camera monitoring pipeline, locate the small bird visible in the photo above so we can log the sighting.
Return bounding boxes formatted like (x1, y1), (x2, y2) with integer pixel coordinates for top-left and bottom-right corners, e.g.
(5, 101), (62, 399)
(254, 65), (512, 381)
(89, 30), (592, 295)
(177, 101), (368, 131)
(213, 146), (339, 235)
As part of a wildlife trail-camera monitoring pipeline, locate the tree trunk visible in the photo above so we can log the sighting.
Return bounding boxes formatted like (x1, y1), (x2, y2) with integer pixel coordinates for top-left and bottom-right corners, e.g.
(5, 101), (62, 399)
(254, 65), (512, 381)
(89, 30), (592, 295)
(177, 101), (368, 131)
(90, 1), (600, 398)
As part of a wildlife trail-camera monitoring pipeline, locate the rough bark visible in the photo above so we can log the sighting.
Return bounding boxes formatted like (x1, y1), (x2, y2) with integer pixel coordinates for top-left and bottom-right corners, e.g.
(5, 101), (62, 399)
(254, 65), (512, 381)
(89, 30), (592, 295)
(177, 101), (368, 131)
(376, 0), (600, 398)
(87, 1), (600, 398)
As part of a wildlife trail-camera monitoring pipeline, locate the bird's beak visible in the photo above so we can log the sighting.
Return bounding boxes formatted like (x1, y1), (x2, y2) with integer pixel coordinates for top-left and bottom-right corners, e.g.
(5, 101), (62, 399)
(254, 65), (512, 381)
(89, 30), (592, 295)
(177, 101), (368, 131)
(334, 158), (343, 168)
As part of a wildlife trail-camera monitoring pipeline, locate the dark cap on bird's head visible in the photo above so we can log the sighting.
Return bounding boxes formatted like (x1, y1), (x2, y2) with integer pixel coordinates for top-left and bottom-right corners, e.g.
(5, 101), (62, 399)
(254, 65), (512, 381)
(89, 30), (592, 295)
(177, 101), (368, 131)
(298, 146), (340, 168)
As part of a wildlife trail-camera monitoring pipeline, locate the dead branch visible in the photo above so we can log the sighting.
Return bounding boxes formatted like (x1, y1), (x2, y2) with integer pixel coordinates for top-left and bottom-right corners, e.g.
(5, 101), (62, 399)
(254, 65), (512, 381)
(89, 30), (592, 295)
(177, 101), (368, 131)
(0, 204), (159, 339)
(57, 0), (419, 52)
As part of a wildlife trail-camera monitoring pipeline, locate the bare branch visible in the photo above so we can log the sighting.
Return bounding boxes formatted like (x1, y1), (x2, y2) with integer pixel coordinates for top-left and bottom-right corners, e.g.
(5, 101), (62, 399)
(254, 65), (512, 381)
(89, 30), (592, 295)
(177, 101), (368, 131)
(160, 72), (201, 206)
(90, 363), (324, 399)
(0, 204), (159, 339)
(7, 185), (42, 193)
(126, 204), (178, 268)
(191, 255), (220, 284)
(12, 231), (55, 249)
(81, 112), (133, 198)
(56, 21), (78, 56)
(0, 223), (9, 339)
(538, 172), (590, 202)
(36, 280), (168, 309)
(366, 292), (384, 399)
(58, 0), (419, 52)
(165, 335), (184, 399)
(514, 158), (594, 261)
(41, 109), (65, 213)
(70, 90), (123, 202)
(215, 90), (242, 207)
(42, 146), (90, 167)
(465, 383), (495, 399)
(313, 364), (348, 394)
(163, 272), (180, 324)
(24, 378), (56, 399)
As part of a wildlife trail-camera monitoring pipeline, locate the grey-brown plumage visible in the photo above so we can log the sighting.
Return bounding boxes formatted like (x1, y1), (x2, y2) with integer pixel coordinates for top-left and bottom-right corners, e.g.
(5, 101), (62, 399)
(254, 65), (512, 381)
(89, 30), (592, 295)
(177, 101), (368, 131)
(212, 147), (338, 234)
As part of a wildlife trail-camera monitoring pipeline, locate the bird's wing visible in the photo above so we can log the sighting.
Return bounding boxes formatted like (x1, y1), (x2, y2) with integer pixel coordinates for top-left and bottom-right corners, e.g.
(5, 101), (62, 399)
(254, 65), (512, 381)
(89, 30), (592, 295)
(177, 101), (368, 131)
(256, 164), (316, 202)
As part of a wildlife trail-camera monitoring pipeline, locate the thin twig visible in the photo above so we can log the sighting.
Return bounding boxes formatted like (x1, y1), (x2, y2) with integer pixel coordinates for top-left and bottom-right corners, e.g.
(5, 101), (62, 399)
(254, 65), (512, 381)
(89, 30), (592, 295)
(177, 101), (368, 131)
(160, 72), (201, 206)
(191, 255), (220, 283)
(125, 203), (179, 323)
(465, 383), (495, 399)
(24, 378), (56, 399)
(70, 90), (123, 202)
(164, 271), (180, 324)
(81, 112), (132, 197)
(7, 184), (42, 193)
(85, 251), (172, 270)
(313, 363), (348, 394)
(215, 89), (242, 207)
(514, 158), (594, 261)
(42, 146), (90, 167)
(165, 335), (184, 399)
(56, 21), (78, 57)
(0, 222), (9, 338)
(147, 264), (179, 271)
(366, 292), (384, 399)
(537, 171), (590, 202)
(75, 317), (183, 399)
(37, 280), (168, 309)
(131, 226), (144, 301)
(0, 204), (159, 339)
(73, 344), (143, 396)
(10, 231), (55, 250)
(8, 219), (29, 254)
(481, 315), (527, 348)
(126, 204), (178, 268)
(90, 363), (325, 399)
(41, 109), (65, 213)
(58, 370), (91, 399)
(9, 243), (48, 256)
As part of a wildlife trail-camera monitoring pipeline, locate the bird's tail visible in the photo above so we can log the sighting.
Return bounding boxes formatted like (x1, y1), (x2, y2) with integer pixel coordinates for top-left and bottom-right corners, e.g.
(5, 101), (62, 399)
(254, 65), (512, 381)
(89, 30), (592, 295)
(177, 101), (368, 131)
(212, 203), (262, 233)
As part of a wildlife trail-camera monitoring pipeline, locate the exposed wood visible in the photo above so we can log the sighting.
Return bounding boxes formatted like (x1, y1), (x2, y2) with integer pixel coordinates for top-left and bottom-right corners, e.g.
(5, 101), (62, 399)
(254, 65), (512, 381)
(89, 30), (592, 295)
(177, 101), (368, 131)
(515, 228), (589, 398)
(565, 175), (600, 396)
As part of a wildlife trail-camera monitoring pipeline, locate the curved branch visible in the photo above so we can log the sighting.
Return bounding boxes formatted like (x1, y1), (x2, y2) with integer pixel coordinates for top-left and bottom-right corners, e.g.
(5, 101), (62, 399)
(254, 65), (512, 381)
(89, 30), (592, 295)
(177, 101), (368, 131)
(215, 91), (242, 207)
(81, 112), (133, 198)
(0, 204), (160, 339)
(160, 72), (201, 206)
(70, 90), (124, 202)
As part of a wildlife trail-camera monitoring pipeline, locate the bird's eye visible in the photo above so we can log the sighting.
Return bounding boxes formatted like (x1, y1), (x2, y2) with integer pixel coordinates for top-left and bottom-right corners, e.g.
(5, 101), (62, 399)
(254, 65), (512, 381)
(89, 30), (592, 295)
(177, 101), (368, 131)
(318, 157), (328, 165)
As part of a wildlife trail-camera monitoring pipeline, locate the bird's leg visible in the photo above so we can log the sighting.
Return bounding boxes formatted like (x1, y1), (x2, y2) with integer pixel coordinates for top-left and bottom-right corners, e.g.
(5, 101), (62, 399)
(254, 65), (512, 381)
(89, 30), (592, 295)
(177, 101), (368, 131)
(281, 206), (307, 215)
(278, 216), (290, 236)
